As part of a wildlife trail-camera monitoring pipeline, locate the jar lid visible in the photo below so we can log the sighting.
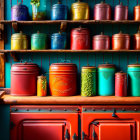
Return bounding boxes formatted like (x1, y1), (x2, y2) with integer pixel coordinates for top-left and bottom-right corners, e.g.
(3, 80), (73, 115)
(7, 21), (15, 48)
(115, 2), (128, 8)
(128, 64), (140, 67)
(71, 27), (89, 35)
(31, 31), (47, 38)
(12, 3), (28, 9)
(93, 32), (109, 40)
(112, 31), (130, 38)
(134, 4), (140, 9)
(82, 66), (96, 69)
(115, 71), (127, 75)
(52, 3), (67, 8)
(72, 2), (89, 7)
(98, 64), (115, 68)
(11, 31), (27, 39)
(37, 75), (46, 79)
(94, 1), (111, 8)
(51, 32), (66, 37)
(134, 26), (140, 36)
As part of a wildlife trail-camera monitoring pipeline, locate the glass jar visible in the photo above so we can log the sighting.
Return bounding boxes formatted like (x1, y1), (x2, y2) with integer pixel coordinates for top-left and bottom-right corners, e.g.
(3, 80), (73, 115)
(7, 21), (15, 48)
(31, 0), (47, 20)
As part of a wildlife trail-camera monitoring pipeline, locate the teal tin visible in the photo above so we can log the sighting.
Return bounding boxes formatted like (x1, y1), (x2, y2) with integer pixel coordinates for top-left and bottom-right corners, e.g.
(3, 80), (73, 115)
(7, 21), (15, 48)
(128, 64), (140, 96)
(98, 64), (116, 96)
(31, 32), (47, 50)
(81, 66), (96, 97)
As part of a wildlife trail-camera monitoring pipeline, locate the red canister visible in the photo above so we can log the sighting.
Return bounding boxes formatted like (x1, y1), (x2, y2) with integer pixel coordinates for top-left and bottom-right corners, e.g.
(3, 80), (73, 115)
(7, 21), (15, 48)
(133, 27), (140, 50)
(92, 32), (110, 50)
(94, 1), (111, 20)
(71, 27), (90, 50)
(11, 63), (39, 96)
(115, 72), (127, 97)
(49, 63), (77, 96)
(114, 2), (128, 21)
(112, 31), (130, 50)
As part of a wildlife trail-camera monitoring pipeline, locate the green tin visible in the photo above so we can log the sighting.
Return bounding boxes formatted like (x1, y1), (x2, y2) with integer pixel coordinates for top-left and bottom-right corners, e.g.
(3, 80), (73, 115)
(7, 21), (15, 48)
(98, 64), (116, 96)
(81, 66), (96, 97)
(31, 32), (47, 50)
(128, 64), (140, 96)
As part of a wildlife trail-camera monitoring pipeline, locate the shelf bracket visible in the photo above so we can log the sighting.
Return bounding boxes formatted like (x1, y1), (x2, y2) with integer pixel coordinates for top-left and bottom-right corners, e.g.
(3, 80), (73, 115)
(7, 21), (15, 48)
(10, 52), (19, 62)
(12, 22), (19, 32)
(60, 21), (67, 32)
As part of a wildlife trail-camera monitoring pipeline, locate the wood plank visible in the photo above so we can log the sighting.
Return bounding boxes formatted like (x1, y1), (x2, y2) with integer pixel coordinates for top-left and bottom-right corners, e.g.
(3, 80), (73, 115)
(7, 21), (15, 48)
(2, 95), (140, 105)
(0, 53), (5, 87)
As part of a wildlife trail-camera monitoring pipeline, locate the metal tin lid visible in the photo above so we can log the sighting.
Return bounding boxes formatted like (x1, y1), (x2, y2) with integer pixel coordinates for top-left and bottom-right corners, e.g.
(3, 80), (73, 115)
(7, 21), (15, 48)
(11, 31), (27, 39)
(134, 27), (140, 37)
(31, 31), (47, 39)
(37, 75), (46, 79)
(12, 3), (28, 9)
(52, 3), (67, 9)
(71, 27), (89, 35)
(51, 32), (66, 38)
(128, 64), (140, 67)
(115, 71), (127, 75)
(115, 2), (128, 9)
(82, 66), (96, 69)
(72, 1), (89, 8)
(93, 32), (109, 40)
(94, 1), (111, 8)
(134, 4), (140, 9)
(112, 31), (130, 39)
(98, 64), (115, 68)
(82, 66), (96, 72)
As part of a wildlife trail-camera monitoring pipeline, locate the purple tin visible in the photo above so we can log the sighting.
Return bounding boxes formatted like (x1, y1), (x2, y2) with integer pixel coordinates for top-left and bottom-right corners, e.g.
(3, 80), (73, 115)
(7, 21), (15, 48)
(11, 3), (28, 21)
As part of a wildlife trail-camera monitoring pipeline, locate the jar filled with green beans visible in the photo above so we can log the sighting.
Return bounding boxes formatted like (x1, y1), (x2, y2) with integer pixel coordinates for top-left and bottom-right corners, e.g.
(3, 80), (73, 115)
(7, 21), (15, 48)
(81, 66), (96, 96)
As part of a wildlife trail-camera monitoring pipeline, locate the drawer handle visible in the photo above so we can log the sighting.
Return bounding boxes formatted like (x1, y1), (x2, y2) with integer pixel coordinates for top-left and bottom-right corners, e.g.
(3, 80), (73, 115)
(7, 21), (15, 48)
(82, 131), (85, 140)
(92, 126), (96, 140)
(112, 108), (117, 117)
(72, 133), (77, 140)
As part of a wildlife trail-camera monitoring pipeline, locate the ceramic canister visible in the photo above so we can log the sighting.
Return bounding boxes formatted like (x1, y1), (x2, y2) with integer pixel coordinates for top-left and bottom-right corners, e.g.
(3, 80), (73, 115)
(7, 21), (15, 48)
(94, 1), (111, 20)
(31, 32), (47, 50)
(71, 0), (89, 20)
(114, 2), (128, 21)
(49, 63), (77, 96)
(51, 1), (68, 20)
(11, 62), (39, 96)
(11, 31), (28, 50)
(115, 72), (127, 97)
(98, 64), (116, 96)
(112, 31), (130, 50)
(51, 32), (66, 49)
(134, 5), (140, 21)
(11, 3), (28, 21)
(133, 28), (140, 50)
(81, 66), (96, 97)
(128, 64), (140, 96)
(71, 27), (90, 50)
(92, 32), (110, 50)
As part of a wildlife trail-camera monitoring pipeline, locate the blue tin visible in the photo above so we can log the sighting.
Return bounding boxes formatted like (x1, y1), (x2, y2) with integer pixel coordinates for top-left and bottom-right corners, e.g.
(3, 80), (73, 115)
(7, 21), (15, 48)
(51, 33), (67, 49)
(51, 2), (68, 20)
(11, 3), (28, 21)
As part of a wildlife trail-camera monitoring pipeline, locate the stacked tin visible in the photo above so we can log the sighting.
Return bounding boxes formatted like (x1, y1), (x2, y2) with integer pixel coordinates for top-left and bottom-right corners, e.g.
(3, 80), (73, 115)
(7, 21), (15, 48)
(133, 27), (140, 50)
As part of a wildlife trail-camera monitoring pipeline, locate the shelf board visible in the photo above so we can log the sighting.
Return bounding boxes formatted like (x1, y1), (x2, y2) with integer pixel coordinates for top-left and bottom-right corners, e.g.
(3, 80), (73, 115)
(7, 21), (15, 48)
(1, 20), (140, 25)
(1, 50), (140, 53)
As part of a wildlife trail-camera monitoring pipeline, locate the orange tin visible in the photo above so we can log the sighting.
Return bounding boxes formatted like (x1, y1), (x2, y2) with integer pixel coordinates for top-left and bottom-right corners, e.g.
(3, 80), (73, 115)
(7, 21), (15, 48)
(49, 63), (77, 96)
(133, 27), (140, 50)
(134, 5), (140, 21)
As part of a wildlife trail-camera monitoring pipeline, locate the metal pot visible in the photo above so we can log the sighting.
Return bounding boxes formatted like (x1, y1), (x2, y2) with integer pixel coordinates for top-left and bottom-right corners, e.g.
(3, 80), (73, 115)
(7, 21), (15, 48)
(134, 5), (140, 21)
(92, 32), (110, 50)
(114, 2), (128, 20)
(71, 27), (90, 50)
(11, 62), (39, 96)
(51, 1), (68, 20)
(11, 31), (28, 50)
(133, 27), (140, 50)
(49, 63), (77, 96)
(11, 3), (28, 21)
(71, 0), (89, 20)
(94, 1), (111, 20)
(112, 31), (130, 50)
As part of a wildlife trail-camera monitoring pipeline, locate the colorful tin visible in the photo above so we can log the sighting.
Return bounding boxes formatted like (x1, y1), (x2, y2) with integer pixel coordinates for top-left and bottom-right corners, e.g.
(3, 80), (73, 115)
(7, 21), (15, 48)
(94, 1), (111, 20)
(115, 72), (127, 97)
(98, 64), (116, 96)
(114, 2), (128, 21)
(31, 32), (47, 50)
(11, 31), (28, 50)
(51, 1), (68, 20)
(37, 75), (47, 97)
(133, 28), (140, 50)
(71, 27), (90, 50)
(31, 0), (47, 20)
(71, 0), (89, 20)
(11, 3), (28, 21)
(51, 32), (66, 49)
(92, 32), (110, 50)
(11, 62), (39, 96)
(134, 5), (140, 21)
(112, 31), (130, 50)
(128, 64), (140, 96)
(81, 66), (96, 97)
(49, 63), (77, 96)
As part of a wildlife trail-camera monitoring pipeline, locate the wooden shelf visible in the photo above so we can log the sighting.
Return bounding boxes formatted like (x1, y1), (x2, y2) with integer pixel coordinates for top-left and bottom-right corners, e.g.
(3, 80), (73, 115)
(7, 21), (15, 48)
(1, 94), (140, 105)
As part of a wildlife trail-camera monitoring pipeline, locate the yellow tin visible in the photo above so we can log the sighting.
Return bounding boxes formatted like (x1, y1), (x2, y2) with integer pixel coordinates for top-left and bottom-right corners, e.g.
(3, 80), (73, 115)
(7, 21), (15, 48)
(11, 31), (28, 50)
(71, 0), (89, 20)
(37, 76), (47, 97)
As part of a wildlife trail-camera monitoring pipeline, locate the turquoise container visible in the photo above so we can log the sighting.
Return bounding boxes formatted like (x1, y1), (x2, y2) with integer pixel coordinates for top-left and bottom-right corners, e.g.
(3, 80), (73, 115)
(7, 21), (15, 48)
(128, 64), (140, 96)
(98, 64), (116, 96)
(31, 32), (47, 50)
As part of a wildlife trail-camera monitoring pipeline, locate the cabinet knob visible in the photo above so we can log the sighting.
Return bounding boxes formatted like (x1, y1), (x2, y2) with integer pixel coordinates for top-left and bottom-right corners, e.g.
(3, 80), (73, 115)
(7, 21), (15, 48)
(112, 108), (117, 117)
(72, 133), (77, 140)
(82, 131), (85, 140)
(65, 129), (69, 140)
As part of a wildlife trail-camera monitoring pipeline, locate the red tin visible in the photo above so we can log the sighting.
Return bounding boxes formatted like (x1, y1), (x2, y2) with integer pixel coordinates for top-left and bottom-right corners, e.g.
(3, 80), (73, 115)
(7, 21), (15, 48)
(11, 62), (39, 96)
(112, 31), (130, 50)
(70, 27), (90, 50)
(114, 2), (128, 21)
(94, 1), (111, 20)
(115, 72), (127, 97)
(133, 27), (140, 50)
(92, 32), (110, 50)
(49, 63), (77, 96)
(134, 5), (140, 21)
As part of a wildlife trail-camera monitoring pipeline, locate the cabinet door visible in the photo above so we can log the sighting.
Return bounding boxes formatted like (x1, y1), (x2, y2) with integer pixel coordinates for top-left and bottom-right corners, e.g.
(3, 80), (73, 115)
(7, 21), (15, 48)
(10, 105), (79, 140)
(81, 106), (140, 140)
